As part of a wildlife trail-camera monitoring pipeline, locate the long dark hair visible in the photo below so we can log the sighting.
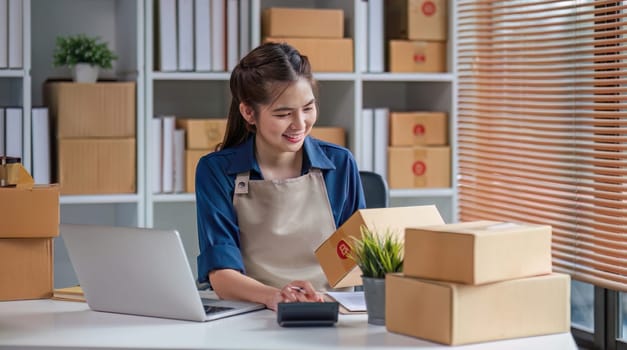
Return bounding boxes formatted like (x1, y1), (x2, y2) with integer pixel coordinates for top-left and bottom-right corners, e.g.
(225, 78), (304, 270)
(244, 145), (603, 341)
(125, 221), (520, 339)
(218, 42), (317, 151)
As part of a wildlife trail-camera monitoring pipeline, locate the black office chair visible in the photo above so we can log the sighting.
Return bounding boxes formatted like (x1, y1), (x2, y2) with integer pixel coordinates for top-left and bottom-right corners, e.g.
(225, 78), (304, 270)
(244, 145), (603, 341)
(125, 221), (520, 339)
(359, 171), (389, 208)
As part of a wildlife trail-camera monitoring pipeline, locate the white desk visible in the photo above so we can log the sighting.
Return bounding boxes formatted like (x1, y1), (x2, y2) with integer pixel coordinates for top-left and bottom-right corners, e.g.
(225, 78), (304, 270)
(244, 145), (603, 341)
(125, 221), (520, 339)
(0, 300), (578, 350)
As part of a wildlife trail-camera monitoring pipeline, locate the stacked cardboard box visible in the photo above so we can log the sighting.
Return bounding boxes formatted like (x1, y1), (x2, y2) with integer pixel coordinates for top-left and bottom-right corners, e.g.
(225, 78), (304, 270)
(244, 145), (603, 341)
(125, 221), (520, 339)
(387, 111), (450, 189)
(0, 166), (59, 300)
(176, 118), (227, 193)
(385, 0), (447, 73)
(44, 82), (136, 195)
(310, 127), (346, 147)
(386, 221), (571, 345)
(262, 7), (353, 72)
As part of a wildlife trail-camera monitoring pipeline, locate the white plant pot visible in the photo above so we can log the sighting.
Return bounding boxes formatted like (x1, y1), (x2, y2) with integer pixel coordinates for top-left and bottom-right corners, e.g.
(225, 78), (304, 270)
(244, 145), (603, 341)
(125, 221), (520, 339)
(72, 63), (99, 83)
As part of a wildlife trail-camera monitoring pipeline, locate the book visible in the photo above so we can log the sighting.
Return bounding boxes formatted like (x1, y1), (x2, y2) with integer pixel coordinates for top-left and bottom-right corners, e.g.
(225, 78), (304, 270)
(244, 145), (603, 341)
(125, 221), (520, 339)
(151, 117), (163, 193)
(226, 0), (239, 71)
(0, 108), (4, 156)
(210, 0), (225, 71)
(360, 108), (374, 171)
(373, 108), (389, 179)
(31, 107), (51, 184)
(0, 0), (7, 68)
(177, 0), (194, 71)
(161, 115), (175, 193)
(357, 0), (368, 73)
(8, 0), (22, 68)
(194, 0), (212, 71)
(5, 107), (22, 159)
(158, 0), (177, 71)
(367, 0), (384, 73)
(173, 128), (185, 193)
(238, 0), (250, 59)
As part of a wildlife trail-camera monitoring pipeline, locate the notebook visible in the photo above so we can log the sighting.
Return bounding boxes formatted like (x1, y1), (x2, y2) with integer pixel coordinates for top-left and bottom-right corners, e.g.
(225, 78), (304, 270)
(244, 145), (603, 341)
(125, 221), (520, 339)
(61, 224), (265, 322)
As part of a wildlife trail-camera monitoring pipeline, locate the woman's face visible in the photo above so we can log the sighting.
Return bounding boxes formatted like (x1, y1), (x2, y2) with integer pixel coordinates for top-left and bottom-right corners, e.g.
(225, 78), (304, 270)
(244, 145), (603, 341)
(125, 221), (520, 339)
(245, 78), (317, 155)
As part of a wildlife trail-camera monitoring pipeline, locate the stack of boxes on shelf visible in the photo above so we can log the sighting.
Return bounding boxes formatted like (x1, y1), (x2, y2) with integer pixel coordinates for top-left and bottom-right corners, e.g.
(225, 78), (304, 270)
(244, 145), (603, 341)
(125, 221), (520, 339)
(262, 7), (353, 72)
(310, 127), (346, 148)
(45, 82), (136, 195)
(387, 111), (450, 189)
(387, 221), (571, 345)
(0, 162), (59, 301)
(385, 0), (447, 73)
(175, 118), (227, 193)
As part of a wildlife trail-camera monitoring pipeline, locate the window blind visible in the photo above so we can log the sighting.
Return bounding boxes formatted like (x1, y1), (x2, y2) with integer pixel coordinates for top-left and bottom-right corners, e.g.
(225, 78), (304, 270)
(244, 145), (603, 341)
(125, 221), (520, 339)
(457, 0), (627, 291)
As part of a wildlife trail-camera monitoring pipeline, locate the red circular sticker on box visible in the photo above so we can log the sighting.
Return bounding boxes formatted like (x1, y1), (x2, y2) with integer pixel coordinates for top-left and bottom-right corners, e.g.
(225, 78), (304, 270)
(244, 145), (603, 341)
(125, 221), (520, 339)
(422, 1), (436, 16)
(413, 161), (426, 176)
(336, 239), (351, 260)
(413, 124), (425, 135)
(413, 54), (426, 63)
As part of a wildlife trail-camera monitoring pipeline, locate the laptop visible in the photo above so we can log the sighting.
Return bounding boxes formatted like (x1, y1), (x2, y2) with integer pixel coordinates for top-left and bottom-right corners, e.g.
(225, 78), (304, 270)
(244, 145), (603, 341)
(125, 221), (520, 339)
(61, 224), (265, 322)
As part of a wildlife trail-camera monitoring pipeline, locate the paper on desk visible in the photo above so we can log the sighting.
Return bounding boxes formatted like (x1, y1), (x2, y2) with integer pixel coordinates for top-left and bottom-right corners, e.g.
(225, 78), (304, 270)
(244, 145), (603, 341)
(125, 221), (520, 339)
(325, 291), (366, 312)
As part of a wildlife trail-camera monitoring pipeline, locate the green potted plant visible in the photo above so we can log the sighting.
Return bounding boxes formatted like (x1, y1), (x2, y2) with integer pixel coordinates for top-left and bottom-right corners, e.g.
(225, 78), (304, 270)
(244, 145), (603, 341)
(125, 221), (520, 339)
(52, 34), (117, 83)
(349, 225), (403, 325)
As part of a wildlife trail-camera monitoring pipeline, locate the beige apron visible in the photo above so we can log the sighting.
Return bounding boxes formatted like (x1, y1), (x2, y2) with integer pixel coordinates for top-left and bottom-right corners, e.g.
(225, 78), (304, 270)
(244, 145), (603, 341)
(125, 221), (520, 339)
(233, 168), (336, 291)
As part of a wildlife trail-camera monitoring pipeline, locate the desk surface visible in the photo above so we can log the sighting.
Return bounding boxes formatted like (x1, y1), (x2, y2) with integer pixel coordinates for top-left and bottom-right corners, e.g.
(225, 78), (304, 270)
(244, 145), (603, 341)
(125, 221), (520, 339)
(0, 300), (578, 350)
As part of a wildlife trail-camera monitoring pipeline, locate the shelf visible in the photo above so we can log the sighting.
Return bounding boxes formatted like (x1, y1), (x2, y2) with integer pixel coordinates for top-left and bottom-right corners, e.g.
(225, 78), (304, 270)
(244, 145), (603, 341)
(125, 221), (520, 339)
(60, 194), (141, 205)
(152, 193), (196, 203)
(0, 69), (27, 78)
(390, 188), (455, 198)
(150, 71), (231, 81)
(362, 73), (455, 82)
(313, 72), (357, 81)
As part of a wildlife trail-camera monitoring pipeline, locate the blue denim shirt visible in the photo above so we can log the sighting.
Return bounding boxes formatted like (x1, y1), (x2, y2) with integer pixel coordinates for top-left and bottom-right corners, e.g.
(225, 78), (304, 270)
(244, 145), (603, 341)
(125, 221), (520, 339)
(195, 135), (366, 284)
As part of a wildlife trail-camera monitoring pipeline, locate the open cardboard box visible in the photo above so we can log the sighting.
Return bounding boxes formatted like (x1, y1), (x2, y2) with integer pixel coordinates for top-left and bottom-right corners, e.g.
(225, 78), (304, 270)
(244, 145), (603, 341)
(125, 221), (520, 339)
(314, 205), (444, 288)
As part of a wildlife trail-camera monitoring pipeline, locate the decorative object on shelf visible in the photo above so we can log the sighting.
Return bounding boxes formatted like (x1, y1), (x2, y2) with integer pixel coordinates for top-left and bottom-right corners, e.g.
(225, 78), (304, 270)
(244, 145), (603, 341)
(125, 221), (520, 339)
(349, 225), (403, 325)
(52, 34), (117, 83)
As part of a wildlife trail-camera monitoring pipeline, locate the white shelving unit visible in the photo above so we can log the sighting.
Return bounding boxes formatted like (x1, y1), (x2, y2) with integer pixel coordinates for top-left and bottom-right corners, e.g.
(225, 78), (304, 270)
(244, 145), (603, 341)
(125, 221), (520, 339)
(15, 0), (457, 286)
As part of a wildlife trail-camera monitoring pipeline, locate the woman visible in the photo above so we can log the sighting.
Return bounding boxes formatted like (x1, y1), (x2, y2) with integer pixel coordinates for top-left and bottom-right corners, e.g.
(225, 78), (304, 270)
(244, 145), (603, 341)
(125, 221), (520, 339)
(196, 42), (365, 311)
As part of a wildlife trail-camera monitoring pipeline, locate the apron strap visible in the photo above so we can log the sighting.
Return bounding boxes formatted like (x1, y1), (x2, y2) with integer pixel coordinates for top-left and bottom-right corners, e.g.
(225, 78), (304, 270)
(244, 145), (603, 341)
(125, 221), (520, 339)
(234, 172), (250, 194)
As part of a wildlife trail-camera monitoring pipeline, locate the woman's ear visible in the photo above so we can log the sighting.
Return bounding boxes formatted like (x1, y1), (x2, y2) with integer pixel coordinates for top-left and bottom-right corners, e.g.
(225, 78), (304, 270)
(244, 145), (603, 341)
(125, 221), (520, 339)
(239, 102), (255, 126)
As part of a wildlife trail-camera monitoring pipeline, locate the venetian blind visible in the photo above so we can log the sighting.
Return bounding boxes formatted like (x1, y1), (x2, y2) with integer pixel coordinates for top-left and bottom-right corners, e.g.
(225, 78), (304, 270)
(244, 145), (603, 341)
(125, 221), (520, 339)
(457, 0), (627, 291)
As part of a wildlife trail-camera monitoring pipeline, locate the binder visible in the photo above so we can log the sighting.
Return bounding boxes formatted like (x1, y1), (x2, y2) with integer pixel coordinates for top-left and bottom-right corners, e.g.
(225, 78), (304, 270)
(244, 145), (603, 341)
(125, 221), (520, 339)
(31, 107), (51, 184)
(158, 0), (177, 71)
(173, 128), (185, 193)
(151, 117), (163, 194)
(210, 0), (225, 71)
(239, 0), (250, 59)
(367, 0), (384, 73)
(0, 0), (7, 68)
(161, 115), (175, 193)
(5, 107), (22, 159)
(177, 0), (194, 71)
(8, 0), (22, 68)
(373, 108), (389, 179)
(0, 108), (4, 156)
(360, 109), (374, 171)
(226, 0), (239, 71)
(194, 0), (212, 71)
(357, 0), (368, 73)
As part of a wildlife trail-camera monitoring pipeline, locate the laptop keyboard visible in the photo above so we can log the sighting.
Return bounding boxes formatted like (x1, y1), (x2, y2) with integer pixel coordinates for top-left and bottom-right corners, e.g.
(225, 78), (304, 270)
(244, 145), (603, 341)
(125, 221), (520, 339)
(203, 305), (234, 314)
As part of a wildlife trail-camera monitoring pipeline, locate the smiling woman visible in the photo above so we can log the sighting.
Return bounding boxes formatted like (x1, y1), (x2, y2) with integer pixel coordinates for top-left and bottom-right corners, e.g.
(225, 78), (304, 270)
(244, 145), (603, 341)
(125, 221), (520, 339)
(194, 42), (366, 312)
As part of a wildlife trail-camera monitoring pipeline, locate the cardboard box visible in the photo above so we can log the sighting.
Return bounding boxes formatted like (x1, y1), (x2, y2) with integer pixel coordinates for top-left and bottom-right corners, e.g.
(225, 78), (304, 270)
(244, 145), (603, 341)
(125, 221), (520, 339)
(186, 149), (211, 193)
(388, 40), (446, 73)
(386, 273), (571, 345)
(264, 37), (354, 72)
(263, 7), (344, 38)
(388, 146), (450, 189)
(404, 221), (553, 284)
(389, 112), (448, 146)
(0, 185), (59, 238)
(386, 0), (447, 41)
(45, 81), (136, 138)
(310, 127), (346, 147)
(58, 138), (136, 195)
(315, 205), (444, 288)
(0, 238), (54, 301)
(176, 118), (227, 150)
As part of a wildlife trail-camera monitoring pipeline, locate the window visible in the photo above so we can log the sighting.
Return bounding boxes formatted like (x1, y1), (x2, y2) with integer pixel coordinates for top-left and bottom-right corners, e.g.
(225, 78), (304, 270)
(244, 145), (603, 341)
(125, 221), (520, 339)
(456, 1), (627, 348)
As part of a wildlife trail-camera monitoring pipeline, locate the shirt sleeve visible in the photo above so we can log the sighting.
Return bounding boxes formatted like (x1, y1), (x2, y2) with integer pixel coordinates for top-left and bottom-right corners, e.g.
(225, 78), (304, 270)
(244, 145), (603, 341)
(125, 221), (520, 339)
(195, 154), (245, 284)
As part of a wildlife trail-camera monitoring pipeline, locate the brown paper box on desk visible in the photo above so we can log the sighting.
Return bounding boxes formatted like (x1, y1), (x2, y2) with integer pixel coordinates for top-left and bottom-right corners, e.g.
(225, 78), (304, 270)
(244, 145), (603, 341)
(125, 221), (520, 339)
(386, 273), (571, 345)
(0, 167), (59, 301)
(314, 205), (444, 288)
(404, 221), (553, 284)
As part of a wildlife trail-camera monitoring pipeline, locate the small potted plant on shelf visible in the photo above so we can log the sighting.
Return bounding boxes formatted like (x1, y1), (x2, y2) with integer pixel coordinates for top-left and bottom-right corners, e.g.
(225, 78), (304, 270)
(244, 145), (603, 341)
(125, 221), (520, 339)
(349, 225), (403, 326)
(52, 34), (117, 83)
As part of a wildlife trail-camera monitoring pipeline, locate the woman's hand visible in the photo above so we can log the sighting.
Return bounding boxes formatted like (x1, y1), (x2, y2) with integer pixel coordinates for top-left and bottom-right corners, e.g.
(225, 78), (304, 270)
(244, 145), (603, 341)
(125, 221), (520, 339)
(268, 280), (324, 311)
